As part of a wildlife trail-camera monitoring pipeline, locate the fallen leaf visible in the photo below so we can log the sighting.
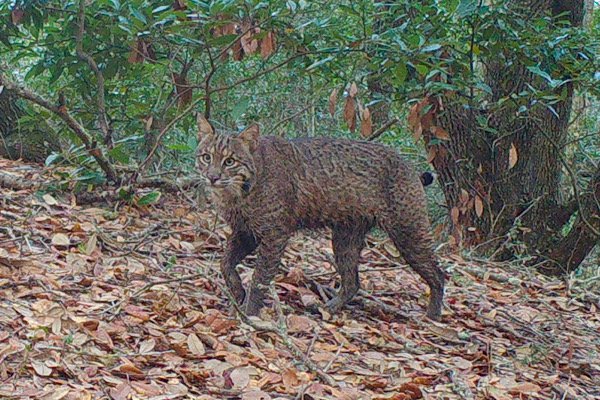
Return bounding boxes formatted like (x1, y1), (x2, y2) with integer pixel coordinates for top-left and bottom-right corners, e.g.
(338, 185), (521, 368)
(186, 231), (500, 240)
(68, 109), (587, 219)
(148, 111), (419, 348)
(187, 333), (206, 356)
(43, 194), (58, 206)
(51, 233), (70, 246)
(31, 361), (52, 377)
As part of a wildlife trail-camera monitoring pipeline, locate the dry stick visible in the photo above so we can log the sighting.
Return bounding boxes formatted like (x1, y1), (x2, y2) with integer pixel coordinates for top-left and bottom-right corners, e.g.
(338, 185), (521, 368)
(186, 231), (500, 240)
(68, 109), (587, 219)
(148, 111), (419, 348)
(217, 282), (336, 387)
(101, 272), (205, 317)
(367, 118), (400, 141)
(0, 74), (118, 182)
(75, 0), (112, 148)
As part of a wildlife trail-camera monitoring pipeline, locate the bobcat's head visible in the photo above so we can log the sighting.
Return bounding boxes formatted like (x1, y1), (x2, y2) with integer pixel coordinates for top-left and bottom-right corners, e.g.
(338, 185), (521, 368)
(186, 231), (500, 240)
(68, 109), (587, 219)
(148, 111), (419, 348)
(195, 114), (259, 198)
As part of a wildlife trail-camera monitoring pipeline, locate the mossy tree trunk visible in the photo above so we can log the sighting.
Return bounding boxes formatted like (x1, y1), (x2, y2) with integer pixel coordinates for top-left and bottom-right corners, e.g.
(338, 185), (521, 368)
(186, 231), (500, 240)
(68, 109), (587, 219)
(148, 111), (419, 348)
(427, 0), (594, 275)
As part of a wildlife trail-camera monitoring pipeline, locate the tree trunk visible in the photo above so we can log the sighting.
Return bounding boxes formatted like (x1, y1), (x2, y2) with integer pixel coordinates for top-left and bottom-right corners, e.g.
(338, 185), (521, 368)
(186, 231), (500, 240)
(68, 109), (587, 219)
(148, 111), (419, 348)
(425, 0), (592, 274)
(0, 88), (61, 162)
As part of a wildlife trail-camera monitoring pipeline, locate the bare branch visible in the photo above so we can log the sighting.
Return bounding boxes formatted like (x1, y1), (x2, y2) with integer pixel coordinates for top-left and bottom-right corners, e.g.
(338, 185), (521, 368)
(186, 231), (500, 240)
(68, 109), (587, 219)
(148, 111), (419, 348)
(75, 0), (113, 148)
(0, 73), (118, 182)
(367, 118), (400, 141)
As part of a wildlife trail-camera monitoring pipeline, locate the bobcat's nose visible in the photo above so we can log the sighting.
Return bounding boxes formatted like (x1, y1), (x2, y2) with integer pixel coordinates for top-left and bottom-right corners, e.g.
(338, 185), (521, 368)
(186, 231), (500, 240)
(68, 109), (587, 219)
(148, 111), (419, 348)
(208, 174), (220, 184)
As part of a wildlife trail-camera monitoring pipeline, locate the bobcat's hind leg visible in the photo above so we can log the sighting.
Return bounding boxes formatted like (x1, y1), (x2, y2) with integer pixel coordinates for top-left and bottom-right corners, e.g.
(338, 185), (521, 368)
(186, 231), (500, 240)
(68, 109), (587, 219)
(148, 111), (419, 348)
(382, 220), (445, 321)
(327, 222), (370, 313)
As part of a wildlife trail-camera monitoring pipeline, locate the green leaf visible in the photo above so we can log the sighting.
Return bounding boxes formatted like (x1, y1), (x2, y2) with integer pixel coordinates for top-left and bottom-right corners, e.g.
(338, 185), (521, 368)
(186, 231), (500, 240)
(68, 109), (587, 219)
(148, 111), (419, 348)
(152, 5), (171, 14)
(167, 144), (193, 152)
(231, 98), (250, 120)
(108, 145), (130, 164)
(137, 191), (161, 206)
(306, 55), (334, 71)
(456, 0), (477, 17)
(421, 44), (441, 52)
(45, 153), (62, 166)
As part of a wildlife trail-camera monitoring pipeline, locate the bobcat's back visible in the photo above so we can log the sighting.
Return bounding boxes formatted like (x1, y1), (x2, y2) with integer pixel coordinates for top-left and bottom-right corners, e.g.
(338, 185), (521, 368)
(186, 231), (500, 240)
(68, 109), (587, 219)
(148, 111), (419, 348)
(245, 136), (425, 229)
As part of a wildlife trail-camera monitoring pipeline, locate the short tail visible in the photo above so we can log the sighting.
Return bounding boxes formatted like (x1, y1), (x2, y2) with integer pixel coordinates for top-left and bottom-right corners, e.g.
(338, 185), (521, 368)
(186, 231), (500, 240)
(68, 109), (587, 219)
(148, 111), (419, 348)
(420, 171), (437, 187)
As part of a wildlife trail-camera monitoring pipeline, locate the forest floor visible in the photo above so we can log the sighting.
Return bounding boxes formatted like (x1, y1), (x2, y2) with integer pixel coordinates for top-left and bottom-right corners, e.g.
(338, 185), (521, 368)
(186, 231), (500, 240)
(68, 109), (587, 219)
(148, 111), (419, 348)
(0, 157), (599, 400)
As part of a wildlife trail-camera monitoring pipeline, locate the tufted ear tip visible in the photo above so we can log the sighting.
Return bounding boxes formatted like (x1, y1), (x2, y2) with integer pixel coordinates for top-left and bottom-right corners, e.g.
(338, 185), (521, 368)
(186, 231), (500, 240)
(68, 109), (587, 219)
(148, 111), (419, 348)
(197, 113), (215, 138)
(238, 123), (260, 149)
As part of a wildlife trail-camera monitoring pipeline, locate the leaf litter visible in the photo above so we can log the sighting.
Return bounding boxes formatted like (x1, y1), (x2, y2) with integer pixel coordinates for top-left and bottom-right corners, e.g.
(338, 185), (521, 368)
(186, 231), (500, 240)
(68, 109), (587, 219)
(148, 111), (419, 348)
(0, 158), (598, 399)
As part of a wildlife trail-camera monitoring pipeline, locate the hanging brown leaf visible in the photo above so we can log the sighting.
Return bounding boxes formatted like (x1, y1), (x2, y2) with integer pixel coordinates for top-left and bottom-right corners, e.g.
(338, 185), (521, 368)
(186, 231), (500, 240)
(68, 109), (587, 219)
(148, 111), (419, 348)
(260, 32), (276, 59)
(343, 96), (356, 132)
(360, 107), (372, 138)
(408, 103), (419, 130)
(240, 23), (260, 55)
(349, 82), (358, 98)
(173, 72), (193, 108)
(431, 126), (450, 140)
(412, 123), (423, 142)
(508, 142), (518, 170)
(172, 0), (187, 10)
(328, 88), (338, 118)
(450, 207), (460, 226)
(11, 8), (25, 25)
(128, 38), (156, 64)
(475, 195), (484, 218)
(144, 116), (154, 132)
(232, 39), (244, 61)
(427, 146), (437, 163)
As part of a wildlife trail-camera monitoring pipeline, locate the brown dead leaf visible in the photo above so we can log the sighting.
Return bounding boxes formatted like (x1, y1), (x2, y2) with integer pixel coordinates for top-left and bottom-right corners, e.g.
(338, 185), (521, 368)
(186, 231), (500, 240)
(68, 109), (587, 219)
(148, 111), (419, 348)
(31, 361), (52, 377)
(508, 142), (518, 170)
(139, 338), (156, 354)
(281, 368), (300, 388)
(51, 233), (70, 246)
(118, 362), (145, 378)
(329, 88), (338, 118)
(229, 367), (251, 390)
(287, 314), (315, 333)
(260, 32), (276, 59)
(475, 195), (484, 218)
(43, 194), (58, 206)
(349, 82), (358, 97)
(344, 97), (356, 132)
(450, 207), (460, 226)
(11, 9), (25, 25)
(427, 146), (437, 163)
(431, 126), (450, 140)
(242, 391), (272, 400)
(360, 107), (372, 138)
(508, 382), (541, 394)
(124, 305), (150, 322)
(187, 333), (206, 356)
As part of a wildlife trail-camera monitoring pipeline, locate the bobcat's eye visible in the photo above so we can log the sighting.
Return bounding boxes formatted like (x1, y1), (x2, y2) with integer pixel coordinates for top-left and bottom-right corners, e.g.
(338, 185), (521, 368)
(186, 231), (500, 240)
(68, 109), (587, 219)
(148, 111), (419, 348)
(200, 154), (211, 164)
(223, 157), (235, 167)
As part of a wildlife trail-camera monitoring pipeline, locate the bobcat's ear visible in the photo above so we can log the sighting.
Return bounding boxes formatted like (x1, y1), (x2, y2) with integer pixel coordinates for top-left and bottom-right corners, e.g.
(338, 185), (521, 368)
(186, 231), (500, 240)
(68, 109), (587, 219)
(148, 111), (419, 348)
(238, 123), (260, 151)
(197, 113), (215, 139)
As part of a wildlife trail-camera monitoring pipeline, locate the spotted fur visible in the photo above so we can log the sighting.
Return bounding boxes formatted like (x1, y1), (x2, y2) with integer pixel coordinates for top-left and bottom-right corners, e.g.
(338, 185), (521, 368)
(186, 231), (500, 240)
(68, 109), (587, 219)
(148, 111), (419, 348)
(196, 115), (445, 321)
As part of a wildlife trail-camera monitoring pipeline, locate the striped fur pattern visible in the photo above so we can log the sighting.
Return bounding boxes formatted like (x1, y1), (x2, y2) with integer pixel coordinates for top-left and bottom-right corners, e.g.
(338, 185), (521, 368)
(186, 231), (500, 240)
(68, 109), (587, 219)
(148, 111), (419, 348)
(196, 116), (445, 321)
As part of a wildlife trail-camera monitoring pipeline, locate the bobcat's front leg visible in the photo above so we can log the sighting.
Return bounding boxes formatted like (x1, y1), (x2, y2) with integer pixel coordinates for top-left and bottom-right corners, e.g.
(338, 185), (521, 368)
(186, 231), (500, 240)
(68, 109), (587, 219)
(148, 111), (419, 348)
(221, 229), (257, 305)
(243, 237), (288, 316)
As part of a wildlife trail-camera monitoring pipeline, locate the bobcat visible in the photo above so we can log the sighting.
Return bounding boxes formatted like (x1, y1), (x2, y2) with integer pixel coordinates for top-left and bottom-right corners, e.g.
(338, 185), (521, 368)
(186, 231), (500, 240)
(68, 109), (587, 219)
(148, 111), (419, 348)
(195, 115), (445, 320)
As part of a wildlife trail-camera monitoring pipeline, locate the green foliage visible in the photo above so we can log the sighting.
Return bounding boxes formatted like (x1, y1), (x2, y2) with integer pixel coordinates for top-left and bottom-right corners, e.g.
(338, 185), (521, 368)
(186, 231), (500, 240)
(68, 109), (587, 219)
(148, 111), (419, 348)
(0, 0), (598, 182)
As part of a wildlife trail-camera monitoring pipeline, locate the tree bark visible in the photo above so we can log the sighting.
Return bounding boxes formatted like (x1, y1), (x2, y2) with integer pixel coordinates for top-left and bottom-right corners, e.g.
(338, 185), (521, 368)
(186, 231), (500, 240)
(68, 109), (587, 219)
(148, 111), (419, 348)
(427, 0), (593, 274)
